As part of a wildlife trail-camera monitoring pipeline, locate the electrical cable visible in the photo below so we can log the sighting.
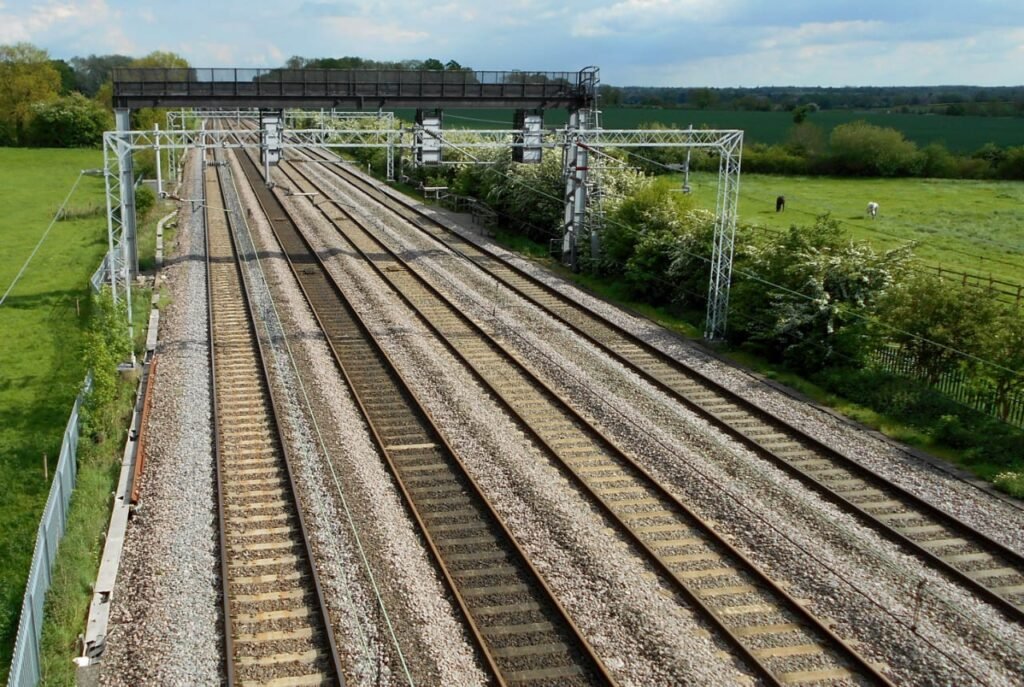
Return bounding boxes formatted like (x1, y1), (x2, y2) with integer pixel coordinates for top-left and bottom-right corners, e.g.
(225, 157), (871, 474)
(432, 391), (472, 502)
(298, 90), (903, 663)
(222, 150), (416, 685)
(1, 172), (86, 307)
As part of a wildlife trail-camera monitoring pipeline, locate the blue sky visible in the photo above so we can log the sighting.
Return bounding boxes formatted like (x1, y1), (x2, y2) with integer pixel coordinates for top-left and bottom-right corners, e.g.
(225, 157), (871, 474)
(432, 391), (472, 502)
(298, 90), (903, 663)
(2, 0), (1023, 87)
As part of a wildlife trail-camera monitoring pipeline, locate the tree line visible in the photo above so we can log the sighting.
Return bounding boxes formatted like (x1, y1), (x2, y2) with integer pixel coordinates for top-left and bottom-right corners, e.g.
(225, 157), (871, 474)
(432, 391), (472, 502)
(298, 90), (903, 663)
(630, 119), (1024, 181)
(0, 46), (471, 148)
(600, 84), (1024, 117)
(0, 44), (192, 146)
(283, 55), (470, 72)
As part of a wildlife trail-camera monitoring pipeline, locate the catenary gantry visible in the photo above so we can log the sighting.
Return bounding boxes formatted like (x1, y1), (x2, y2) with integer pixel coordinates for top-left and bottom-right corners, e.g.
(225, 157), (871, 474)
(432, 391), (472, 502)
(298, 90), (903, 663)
(102, 65), (743, 340)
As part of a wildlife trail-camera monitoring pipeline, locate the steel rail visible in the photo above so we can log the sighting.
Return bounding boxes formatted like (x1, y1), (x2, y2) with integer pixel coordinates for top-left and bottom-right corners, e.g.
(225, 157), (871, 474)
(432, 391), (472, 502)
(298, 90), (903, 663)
(275, 156), (894, 686)
(304, 149), (1024, 625)
(205, 149), (344, 685)
(233, 145), (616, 687)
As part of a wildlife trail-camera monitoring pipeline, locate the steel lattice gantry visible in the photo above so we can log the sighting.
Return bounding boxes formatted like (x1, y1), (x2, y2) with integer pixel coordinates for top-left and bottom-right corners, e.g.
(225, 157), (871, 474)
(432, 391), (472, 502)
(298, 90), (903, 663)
(103, 121), (741, 344)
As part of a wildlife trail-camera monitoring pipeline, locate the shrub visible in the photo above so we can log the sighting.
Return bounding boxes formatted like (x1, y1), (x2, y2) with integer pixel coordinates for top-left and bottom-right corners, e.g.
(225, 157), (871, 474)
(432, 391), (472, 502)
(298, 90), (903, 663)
(728, 214), (910, 371)
(743, 143), (809, 175)
(134, 185), (155, 218)
(996, 146), (1024, 180)
(919, 143), (959, 178)
(827, 120), (923, 176)
(993, 471), (1024, 498)
(80, 291), (131, 439)
(26, 93), (111, 147)
(878, 273), (1000, 385)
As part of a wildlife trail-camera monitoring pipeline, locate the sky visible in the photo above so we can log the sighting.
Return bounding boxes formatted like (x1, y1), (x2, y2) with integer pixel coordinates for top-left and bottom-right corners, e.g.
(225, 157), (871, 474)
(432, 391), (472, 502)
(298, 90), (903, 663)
(2, 0), (1024, 87)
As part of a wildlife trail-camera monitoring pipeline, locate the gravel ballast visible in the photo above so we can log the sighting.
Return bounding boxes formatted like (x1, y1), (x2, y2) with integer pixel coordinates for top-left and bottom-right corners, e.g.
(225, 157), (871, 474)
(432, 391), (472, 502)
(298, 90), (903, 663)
(97, 146), (1024, 686)
(100, 152), (222, 686)
(226, 150), (490, 686)
(295, 159), (1024, 685)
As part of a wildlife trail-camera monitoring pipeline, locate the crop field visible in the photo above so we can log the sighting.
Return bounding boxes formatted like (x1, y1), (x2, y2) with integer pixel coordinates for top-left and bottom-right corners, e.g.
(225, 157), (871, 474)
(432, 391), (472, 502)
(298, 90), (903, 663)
(681, 171), (1024, 289)
(396, 107), (1024, 152)
(0, 148), (107, 680)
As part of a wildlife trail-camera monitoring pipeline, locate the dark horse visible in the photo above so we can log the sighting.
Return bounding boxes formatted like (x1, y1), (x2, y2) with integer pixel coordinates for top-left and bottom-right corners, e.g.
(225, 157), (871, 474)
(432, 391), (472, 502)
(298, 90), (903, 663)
(776, 195), (785, 212)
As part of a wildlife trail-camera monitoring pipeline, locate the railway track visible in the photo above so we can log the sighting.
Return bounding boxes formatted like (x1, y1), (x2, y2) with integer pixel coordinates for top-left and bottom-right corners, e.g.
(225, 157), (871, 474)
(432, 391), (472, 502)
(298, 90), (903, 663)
(267, 154), (893, 685)
(232, 147), (615, 686)
(205, 150), (344, 686)
(295, 147), (1024, 624)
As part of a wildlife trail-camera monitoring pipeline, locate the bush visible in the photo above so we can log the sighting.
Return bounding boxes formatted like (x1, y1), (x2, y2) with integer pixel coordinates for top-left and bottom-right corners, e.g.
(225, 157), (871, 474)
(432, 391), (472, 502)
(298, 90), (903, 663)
(993, 471), (1024, 498)
(919, 143), (959, 178)
(728, 214), (909, 371)
(743, 143), (810, 175)
(25, 93), (111, 147)
(815, 366), (1024, 473)
(996, 146), (1024, 180)
(80, 291), (131, 439)
(878, 272), (1000, 385)
(134, 185), (155, 218)
(826, 120), (923, 176)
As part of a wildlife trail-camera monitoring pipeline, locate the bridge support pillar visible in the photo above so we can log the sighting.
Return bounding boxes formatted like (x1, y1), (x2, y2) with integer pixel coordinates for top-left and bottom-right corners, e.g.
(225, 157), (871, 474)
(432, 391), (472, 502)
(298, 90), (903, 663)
(115, 108), (138, 277)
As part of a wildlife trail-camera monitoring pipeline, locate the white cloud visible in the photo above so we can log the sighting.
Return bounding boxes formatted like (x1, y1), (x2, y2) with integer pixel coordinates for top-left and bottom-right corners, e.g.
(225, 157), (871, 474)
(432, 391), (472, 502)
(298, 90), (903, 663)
(0, 0), (119, 48)
(322, 16), (429, 45)
(754, 20), (887, 51)
(573, 0), (733, 38)
(626, 26), (1024, 86)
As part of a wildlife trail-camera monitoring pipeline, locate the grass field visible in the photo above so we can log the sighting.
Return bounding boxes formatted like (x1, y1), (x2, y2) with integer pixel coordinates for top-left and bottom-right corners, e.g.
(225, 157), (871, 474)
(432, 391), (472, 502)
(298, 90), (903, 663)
(679, 171), (1024, 288)
(395, 107), (1024, 152)
(0, 148), (108, 683)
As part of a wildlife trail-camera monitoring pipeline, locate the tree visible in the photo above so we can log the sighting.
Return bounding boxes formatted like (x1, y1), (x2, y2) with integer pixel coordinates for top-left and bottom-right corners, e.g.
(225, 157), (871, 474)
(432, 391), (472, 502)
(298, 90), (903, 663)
(879, 273), (999, 385)
(599, 85), (622, 106)
(50, 59), (76, 94)
(0, 43), (61, 144)
(977, 310), (1024, 422)
(131, 51), (189, 69)
(786, 122), (825, 159)
(69, 54), (134, 96)
(27, 93), (112, 147)
(689, 87), (717, 110)
(827, 120), (923, 176)
(730, 214), (911, 370)
(421, 58), (445, 71)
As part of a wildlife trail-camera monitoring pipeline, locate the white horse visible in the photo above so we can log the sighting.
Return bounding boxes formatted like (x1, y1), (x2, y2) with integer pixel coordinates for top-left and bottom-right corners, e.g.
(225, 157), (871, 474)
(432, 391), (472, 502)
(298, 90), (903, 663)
(867, 201), (879, 219)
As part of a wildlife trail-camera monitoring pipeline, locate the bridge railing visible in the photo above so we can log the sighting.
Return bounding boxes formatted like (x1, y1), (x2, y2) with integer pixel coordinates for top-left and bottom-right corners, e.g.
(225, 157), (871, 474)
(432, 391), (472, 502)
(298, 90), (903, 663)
(111, 68), (589, 106)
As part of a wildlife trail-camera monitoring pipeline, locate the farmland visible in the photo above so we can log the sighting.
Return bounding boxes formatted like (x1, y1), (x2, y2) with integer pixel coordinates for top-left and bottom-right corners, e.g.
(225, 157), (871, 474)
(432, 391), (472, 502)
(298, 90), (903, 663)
(680, 171), (1024, 288)
(399, 107), (1024, 152)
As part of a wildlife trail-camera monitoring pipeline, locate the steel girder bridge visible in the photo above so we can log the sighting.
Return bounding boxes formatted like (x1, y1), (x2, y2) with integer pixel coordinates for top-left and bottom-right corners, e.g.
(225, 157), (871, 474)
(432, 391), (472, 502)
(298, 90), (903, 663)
(103, 67), (742, 340)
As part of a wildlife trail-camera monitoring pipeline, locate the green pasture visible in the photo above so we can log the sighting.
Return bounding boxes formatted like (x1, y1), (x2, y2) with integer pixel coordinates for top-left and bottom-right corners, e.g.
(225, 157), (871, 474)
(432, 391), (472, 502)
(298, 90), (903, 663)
(394, 107), (1024, 152)
(681, 171), (1024, 288)
(0, 148), (107, 681)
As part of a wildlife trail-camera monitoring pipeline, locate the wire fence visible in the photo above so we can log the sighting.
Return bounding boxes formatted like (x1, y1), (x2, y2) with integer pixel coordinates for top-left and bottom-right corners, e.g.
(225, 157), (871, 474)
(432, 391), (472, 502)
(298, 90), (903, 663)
(929, 265), (1023, 307)
(6, 373), (92, 687)
(870, 345), (1024, 428)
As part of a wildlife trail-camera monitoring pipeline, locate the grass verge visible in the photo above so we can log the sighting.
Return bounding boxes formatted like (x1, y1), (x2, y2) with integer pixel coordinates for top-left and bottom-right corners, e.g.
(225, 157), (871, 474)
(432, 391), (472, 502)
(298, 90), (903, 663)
(0, 149), (107, 684)
(0, 146), (168, 683)
(36, 227), (159, 683)
(37, 362), (141, 686)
